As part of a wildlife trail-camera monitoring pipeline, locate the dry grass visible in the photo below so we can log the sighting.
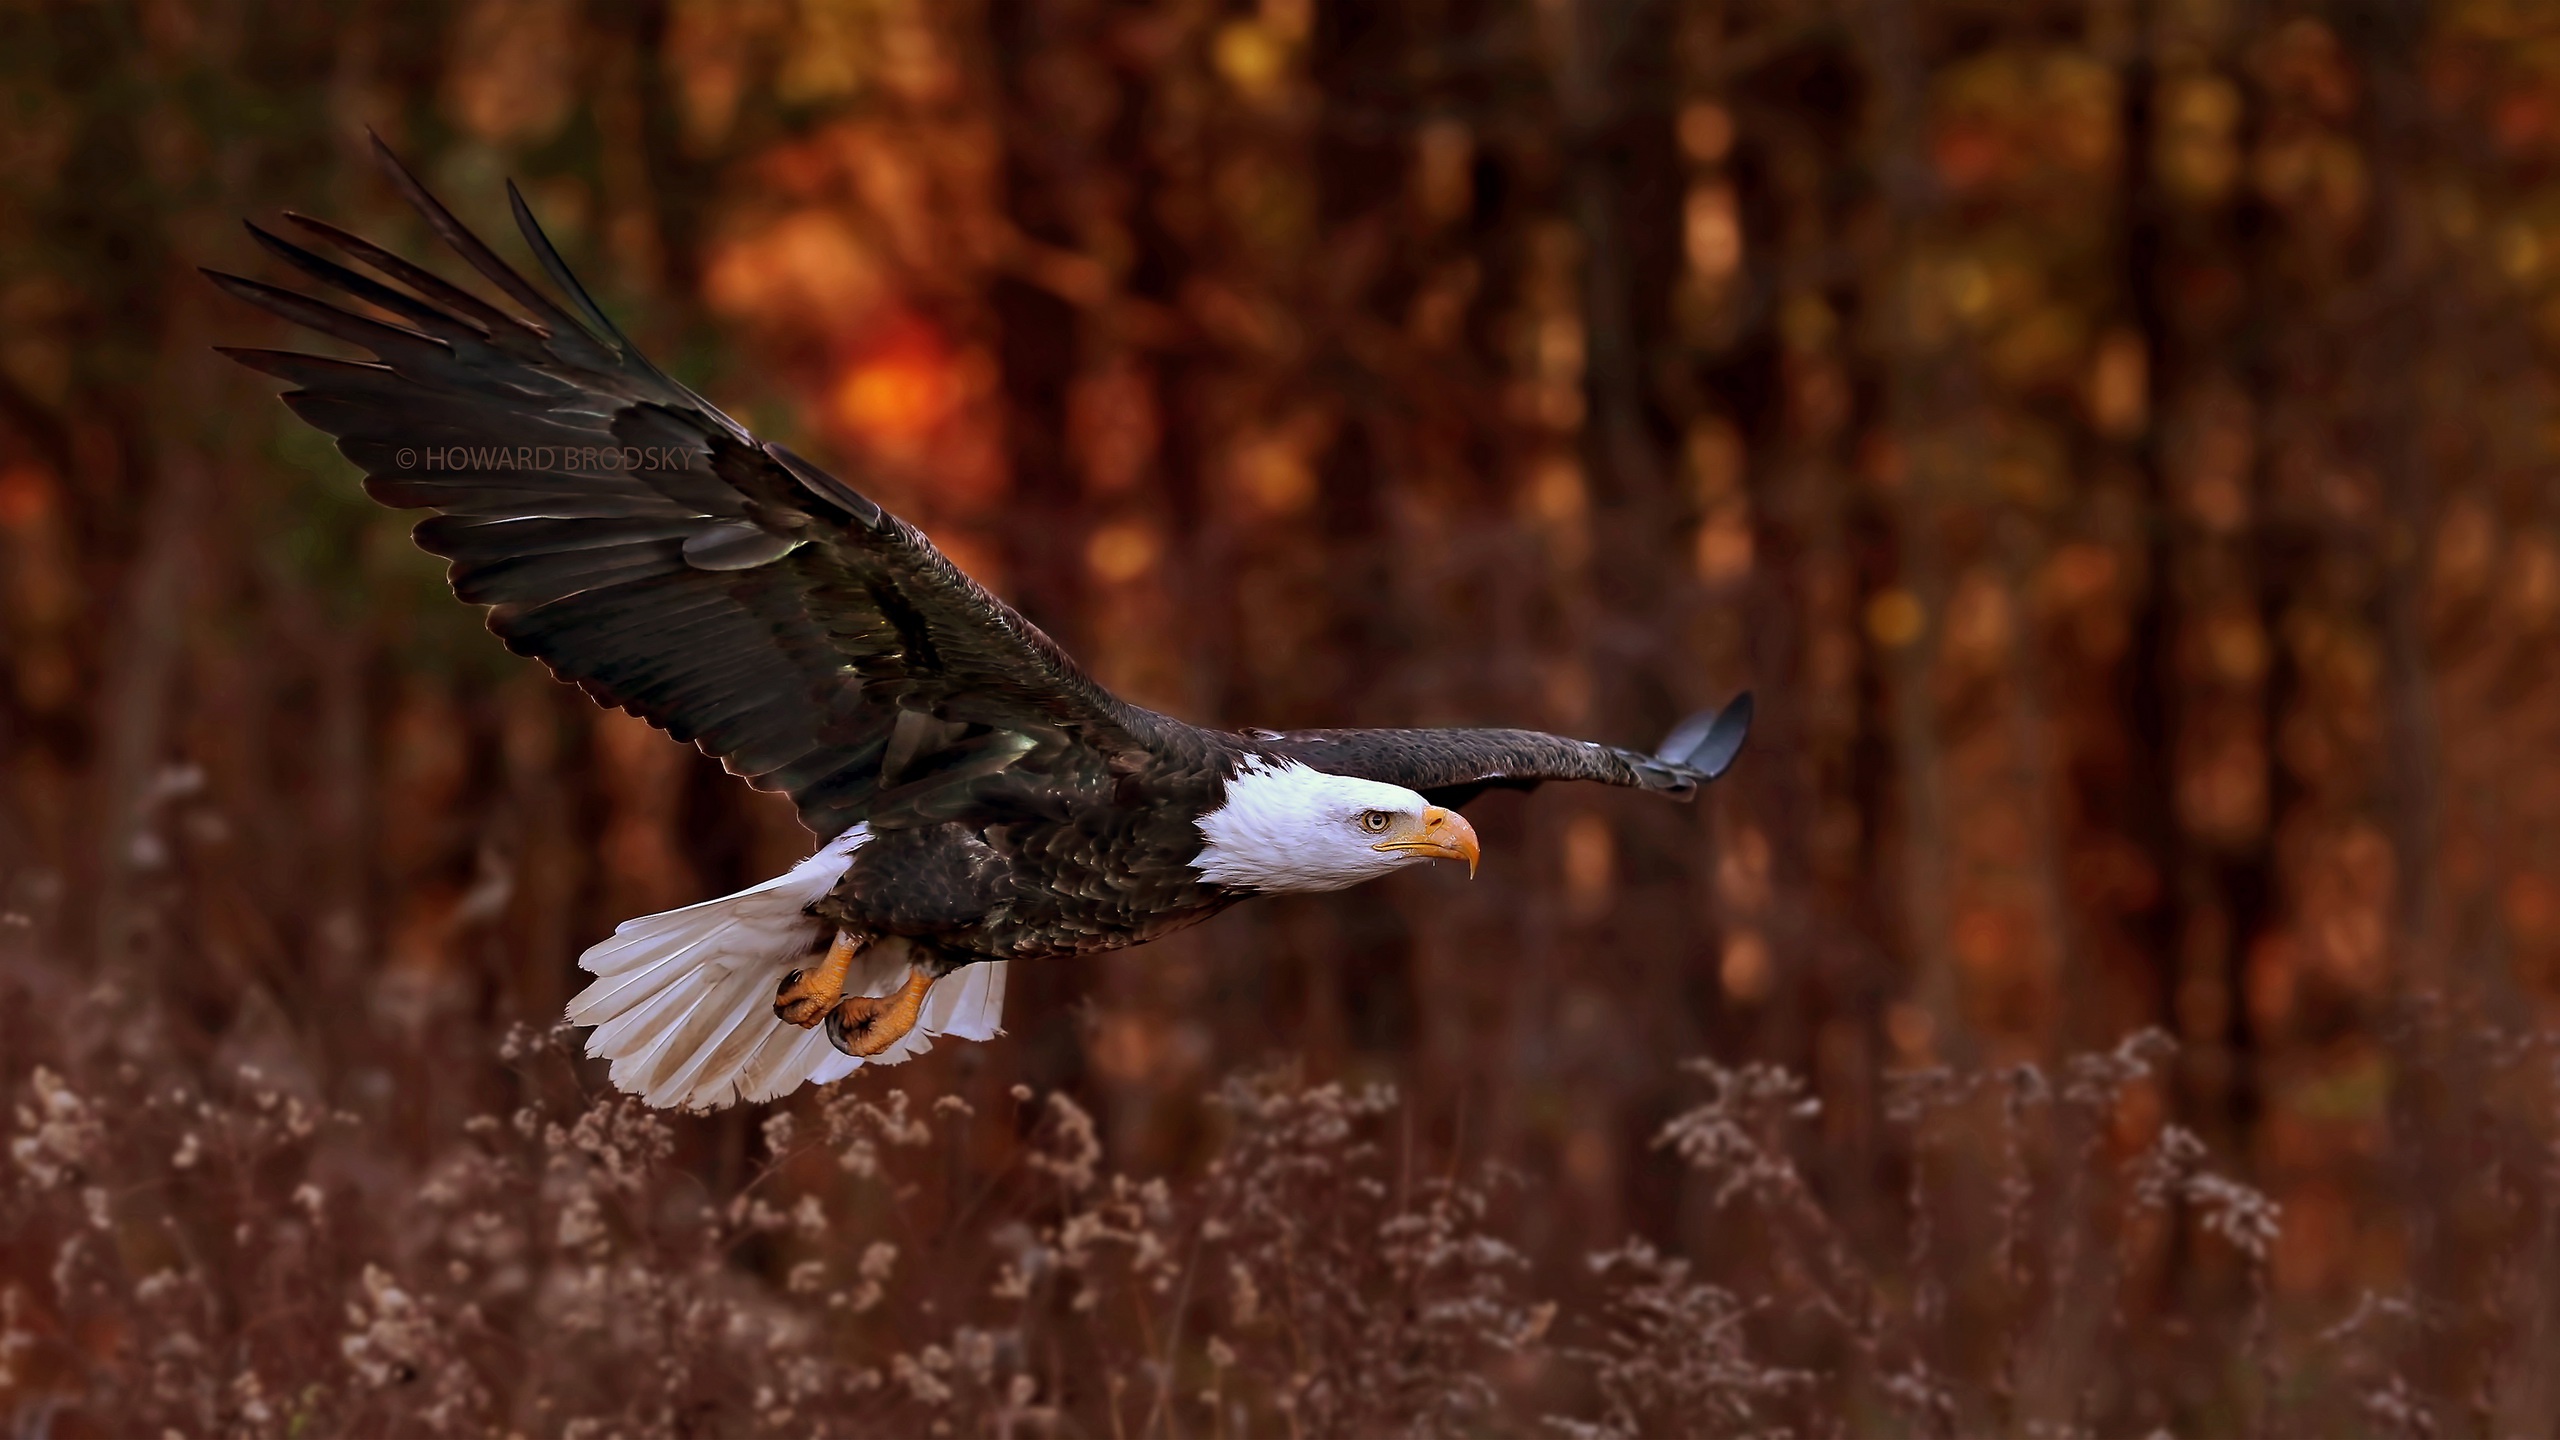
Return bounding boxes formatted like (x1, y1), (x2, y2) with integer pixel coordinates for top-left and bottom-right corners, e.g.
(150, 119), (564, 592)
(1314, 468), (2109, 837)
(6, 941), (2558, 1438)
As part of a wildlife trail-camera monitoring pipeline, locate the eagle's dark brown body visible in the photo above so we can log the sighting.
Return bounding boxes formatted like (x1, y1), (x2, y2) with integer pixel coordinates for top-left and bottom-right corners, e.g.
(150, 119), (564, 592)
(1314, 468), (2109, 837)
(808, 739), (1240, 968)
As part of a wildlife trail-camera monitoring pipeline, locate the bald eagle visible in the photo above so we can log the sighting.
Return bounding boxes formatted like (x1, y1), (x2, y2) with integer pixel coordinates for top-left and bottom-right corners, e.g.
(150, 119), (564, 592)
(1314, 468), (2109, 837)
(209, 140), (1753, 1110)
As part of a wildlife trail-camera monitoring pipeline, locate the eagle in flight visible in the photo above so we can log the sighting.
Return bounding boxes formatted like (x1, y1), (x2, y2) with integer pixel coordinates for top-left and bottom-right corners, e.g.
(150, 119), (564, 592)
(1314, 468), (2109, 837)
(209, 140), (1754, 1111)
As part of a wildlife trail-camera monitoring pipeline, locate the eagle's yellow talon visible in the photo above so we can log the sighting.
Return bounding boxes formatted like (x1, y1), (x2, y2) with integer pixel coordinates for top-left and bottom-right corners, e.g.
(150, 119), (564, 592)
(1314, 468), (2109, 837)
(825, 967), (935, 1057)
(775, 931), (863, 1027)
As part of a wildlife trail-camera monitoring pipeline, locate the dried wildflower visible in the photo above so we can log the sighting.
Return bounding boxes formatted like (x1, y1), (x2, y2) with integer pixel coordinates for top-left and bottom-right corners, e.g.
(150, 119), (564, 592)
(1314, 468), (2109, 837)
(1653, 1060), (1822, 1208)
(2131, 1123), (2209, 1209)
(2128, 1124), (2280, 1259)
(232, 1366), (274, 1426)
(1552, 1240), (1807, 1439)
(1188, 1073), (1542, 1432)
(2186, 1174), (2280, 1262)
(497, 1021), (541, 1061)
(1028, 1091), (1101, 1192)
(1877, 1360), (1960, 1436)
(2061, 1028), (2173, 1108)
(132, 1268), (186, 1305)
(555, 1189), (605, 1251)
(1227, 1257), (1261, 1325)
(341, 1265), (436, 1389)
(818, 1086), (935, 1175)
(558, 1098), (675, 1192)
(0, 961), (2535, 1440)
(893, 1349), (954, 1405)
(729, 1193), (789, 1232)
(2318, 1289), (2426, 1347)
(12, 1067), (103, 1187)
(0, 1288), (35, 1389)
(2361, 1372), (2436, 1440)
(791, 1193), (826, 1238)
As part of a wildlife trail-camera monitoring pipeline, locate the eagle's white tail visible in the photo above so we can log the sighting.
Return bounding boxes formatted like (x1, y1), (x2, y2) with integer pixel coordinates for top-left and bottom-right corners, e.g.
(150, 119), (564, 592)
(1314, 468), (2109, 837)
(564, 824), (1008, 1110)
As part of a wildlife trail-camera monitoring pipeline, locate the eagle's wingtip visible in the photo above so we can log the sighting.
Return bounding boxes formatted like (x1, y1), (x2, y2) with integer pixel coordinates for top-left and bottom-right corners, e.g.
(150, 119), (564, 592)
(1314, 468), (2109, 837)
(1689, 691), (1753, 779)
(1655, 689), (1755, 780)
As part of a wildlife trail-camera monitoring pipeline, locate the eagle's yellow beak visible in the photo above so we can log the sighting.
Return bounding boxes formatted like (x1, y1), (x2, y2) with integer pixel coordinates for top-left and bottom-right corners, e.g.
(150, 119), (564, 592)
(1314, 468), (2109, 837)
(1374, 805), (1481, 877)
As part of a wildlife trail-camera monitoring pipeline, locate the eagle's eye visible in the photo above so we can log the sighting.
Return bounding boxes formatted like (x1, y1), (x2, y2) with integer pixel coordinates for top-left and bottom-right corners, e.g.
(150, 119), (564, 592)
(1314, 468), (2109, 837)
(1358, 809), (1394, 834)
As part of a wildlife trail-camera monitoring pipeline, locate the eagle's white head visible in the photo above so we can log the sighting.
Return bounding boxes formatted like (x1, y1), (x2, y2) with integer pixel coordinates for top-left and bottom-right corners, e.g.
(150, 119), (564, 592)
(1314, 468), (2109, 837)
(1190, 758), (1481, 893)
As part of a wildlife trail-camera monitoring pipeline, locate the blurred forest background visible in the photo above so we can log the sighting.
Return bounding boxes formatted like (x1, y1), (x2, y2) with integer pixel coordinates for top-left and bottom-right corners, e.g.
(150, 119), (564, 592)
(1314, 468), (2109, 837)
(8, 0), (2560, 1433)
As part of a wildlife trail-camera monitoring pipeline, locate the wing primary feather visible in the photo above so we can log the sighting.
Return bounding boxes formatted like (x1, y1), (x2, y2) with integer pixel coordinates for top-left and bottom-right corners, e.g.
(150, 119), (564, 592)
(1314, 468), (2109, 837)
(282, 212), (539, 341)
(503, 179), (759, 443)
(201, 270), (452, 367)
(364, 131), (602, 350)
(1655, 708), (1719, 767)
(1684, 691), (1754, 778)
(242, 221), (479, 337)
(762, 441), (883, 528)
(214, 346), (394, 386)
(504, 180), (626, 344)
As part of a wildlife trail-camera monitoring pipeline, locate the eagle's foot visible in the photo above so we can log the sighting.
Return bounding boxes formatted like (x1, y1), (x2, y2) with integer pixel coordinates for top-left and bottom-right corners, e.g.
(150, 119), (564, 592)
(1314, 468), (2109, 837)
(775, 931), (865, 1027)
(824, 967), (934, 1057)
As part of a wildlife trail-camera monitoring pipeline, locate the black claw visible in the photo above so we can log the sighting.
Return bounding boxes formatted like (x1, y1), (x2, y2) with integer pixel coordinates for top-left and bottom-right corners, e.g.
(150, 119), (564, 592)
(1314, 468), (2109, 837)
(823, 1004), (863, 1056)
(775, 967), (804, 997)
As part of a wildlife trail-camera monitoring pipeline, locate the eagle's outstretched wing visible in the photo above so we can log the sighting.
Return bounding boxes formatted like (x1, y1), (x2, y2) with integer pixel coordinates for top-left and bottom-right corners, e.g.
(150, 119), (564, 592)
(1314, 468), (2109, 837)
(209, 138), (1151, 841)
(1262, 692), (1753, 810)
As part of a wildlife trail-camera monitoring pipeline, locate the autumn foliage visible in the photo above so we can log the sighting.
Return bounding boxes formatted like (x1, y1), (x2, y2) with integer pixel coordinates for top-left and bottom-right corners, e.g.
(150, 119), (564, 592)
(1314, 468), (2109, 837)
(7, 0), (2560, 1434)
